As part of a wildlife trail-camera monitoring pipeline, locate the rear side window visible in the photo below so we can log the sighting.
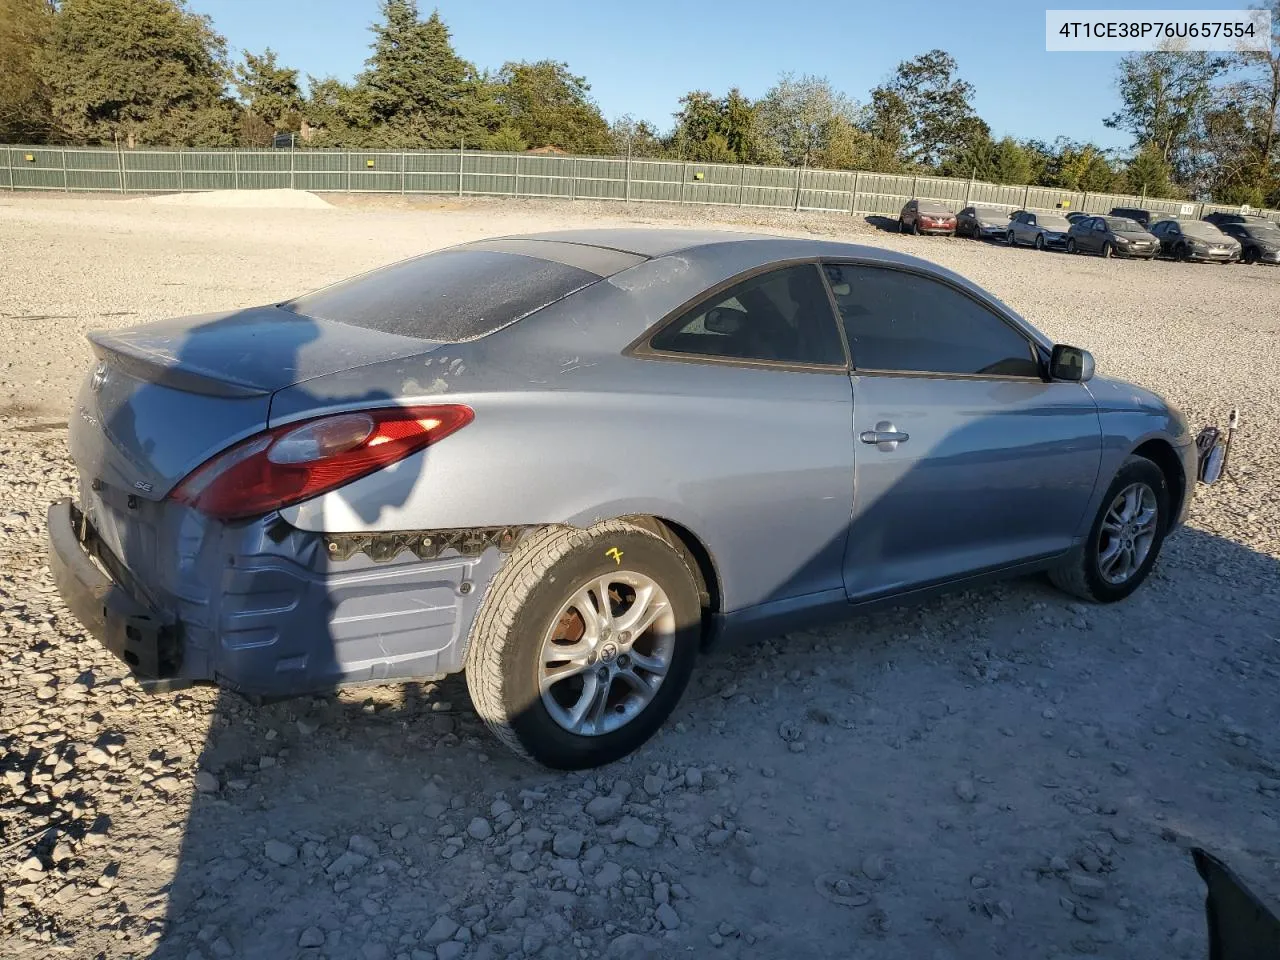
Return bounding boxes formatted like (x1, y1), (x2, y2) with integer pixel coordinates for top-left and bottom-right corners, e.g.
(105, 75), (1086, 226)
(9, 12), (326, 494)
(823, 263), (1040, 378)
(648, 264), (845, 367)
(280, 249), (600, 342)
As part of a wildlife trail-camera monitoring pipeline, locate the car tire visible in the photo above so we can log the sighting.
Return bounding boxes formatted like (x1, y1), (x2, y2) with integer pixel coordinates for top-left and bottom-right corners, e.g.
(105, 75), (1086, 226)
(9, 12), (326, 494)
(1066, 238), (1077, 254)
(1048, 455), (1170, 604)
(1034, 234), (1046, 251)
(1101, 241), (1113, 259)
(1244, 247), (1259, 264)
(1175, 242), (1188, 262)
(911, 219), (921, 236)
(898, 218), (905, 233)
(1006, 231), (1016, 246)
(465, 519), (701, 770)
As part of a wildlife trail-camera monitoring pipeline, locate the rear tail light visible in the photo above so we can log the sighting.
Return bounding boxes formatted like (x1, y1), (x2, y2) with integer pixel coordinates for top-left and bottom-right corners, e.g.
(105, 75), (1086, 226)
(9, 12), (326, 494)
(170, 405), (473, 520)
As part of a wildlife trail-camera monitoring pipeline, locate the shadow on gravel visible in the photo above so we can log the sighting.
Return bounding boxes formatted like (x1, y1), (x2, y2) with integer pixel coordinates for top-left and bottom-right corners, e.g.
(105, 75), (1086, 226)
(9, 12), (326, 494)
(137, 511), (1280, 960)
(864, 215), (901, 233)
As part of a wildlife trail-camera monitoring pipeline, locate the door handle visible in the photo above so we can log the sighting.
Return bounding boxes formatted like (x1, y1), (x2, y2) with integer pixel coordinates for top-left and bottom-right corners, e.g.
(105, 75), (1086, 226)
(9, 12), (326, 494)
(860, 421), (909, 450)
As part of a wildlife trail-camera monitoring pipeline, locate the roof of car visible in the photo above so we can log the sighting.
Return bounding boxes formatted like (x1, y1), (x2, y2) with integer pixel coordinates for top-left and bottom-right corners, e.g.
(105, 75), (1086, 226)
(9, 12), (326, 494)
(486, 228), (775, 258)
(474, 228), (961, 275)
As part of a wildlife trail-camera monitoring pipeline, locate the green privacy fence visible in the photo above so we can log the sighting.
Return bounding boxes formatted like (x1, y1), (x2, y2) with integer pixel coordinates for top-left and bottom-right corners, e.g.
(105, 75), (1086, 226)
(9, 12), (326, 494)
(2, 144), (1276, 224)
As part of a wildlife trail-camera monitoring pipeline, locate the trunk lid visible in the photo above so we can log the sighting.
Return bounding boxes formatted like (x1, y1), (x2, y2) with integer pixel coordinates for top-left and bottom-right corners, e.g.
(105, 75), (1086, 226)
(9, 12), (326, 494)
(69, 305), (437, 504)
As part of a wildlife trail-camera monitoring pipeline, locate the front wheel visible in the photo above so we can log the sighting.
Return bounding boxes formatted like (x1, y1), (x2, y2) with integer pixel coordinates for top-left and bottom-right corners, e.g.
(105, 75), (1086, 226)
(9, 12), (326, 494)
(465, 520), (701, 769)
(1101, 241), (1113, 258)
(1048, 456), (1170, 603)
(1066, 238), (1077, 254)
(1244, 247), (1259, 264)
(1034, 234), (1046, 251)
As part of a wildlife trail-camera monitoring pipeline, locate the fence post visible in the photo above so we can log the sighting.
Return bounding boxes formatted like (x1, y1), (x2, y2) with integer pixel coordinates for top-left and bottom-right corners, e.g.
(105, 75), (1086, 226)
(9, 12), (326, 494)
(116, 139), (126, 194)
(458, 138), (464, 197)
(738, 163), (746, 207)
(910, 175), (918, 199)
(289, 145), (295, 191)
(680, 162), (687, 204)
(4, 146), (12, 191)
(1081, 191), (1088, 213)
(571, 156), (578, 201)
(1023, 183), (1030, 209)
(234, 149), (240, 190)
(963, 173), (973, 207)
(514, 152), (521, 199)
(625, 145), (631, 203)
(178, 148), (185, 192)
(793, 164), (803, 212)
(400, 152), (406, 195)
(61, 149), (68, 192)
(850, 171), (861, 215)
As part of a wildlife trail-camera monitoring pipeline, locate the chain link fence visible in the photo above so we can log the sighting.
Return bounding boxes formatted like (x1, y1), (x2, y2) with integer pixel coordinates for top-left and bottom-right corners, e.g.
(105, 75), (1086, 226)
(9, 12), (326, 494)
(2, 144), (1275, 224)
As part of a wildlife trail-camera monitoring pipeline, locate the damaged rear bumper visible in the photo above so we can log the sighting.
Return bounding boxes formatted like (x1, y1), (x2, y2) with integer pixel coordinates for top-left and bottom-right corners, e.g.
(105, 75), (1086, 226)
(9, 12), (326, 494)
(46, 497), (514, 699)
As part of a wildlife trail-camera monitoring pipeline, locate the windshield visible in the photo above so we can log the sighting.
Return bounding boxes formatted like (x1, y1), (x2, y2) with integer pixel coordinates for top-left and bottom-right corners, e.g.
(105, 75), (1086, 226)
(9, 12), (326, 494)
(1039, 215), (1071, 230)
(1105, 217), (1147, 234)
(1180, 221), (1224, 240)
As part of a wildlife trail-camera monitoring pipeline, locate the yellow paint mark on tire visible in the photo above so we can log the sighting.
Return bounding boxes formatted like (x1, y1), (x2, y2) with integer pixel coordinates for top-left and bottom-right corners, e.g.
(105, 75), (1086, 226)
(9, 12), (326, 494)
(605, 547), (623, 566)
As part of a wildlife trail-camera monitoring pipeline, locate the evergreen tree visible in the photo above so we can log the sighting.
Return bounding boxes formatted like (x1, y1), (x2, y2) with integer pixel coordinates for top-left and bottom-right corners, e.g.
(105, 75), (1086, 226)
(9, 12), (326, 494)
(493, 60), (610, 153)
(0, 0), (55, 143)
(235, 48), (302, 134)
(40, 0), (238, 146)
(356, 2), (492, 147)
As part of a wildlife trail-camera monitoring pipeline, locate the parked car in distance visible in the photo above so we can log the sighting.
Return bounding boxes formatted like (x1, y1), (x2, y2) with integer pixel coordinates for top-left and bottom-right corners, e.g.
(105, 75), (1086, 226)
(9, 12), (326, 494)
(1149, 219), (1240, 263)
(1008, 211), (1072, 250)
(956, 205), (1012, 240)
(899, 199), (957, 236)
(1066, 216), (1160, 259)
(1213, 218), (1280, 264)
(1202, 211), (1271, 228)
(1109, 206), (1154, 227)
(44, 229), (1226, 769)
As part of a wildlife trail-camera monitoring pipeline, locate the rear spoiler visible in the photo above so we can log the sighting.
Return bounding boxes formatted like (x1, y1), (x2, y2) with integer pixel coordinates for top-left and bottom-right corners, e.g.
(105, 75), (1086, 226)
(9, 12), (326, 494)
(87, 330), (272, 399)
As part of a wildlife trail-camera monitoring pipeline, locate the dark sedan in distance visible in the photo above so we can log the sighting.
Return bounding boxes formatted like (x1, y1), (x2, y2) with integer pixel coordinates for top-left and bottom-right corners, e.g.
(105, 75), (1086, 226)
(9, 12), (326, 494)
(1149, 219), (1240, 263)
(899, 199), (957, 236)
(956, 205), (1012, 240)
(1213, 218), (1280, 264)
(1066, 216), (1160, 259)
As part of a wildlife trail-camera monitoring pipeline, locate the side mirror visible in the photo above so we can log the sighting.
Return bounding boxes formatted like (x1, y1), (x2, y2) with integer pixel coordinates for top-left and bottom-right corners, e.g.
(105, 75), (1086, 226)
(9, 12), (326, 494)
(1050, 344), (1094, 382)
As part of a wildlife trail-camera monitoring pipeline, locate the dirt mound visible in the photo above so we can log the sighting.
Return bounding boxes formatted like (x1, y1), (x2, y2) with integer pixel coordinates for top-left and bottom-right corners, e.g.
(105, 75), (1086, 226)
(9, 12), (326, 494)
(140, 188), (333, 209)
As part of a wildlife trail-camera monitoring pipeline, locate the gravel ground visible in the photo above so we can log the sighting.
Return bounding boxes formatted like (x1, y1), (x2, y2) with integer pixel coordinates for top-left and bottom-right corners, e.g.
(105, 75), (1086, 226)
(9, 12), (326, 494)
(2, 192), (1279, 960)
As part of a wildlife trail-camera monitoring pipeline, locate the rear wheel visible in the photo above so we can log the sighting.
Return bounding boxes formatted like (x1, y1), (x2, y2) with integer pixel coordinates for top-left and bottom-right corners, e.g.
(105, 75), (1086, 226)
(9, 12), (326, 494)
(465, 520), (701, 769)
(1066, 238), (1077, 254)
(1048, 456), (1169, 603)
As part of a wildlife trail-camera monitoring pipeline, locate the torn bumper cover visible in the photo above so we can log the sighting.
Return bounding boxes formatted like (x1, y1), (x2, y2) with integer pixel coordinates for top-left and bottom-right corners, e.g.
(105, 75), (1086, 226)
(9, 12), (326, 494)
(47, 496), (522, 698)
(46, 498), (187, 692)
(1195, 408), (1238, 485)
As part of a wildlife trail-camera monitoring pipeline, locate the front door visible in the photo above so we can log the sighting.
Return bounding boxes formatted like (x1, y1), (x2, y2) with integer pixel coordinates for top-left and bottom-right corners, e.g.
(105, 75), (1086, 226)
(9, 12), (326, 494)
(821, 262), (1102, 602)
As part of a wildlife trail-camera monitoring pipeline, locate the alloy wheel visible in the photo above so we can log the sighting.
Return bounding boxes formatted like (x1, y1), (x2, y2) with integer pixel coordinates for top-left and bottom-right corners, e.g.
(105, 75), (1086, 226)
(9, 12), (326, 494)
(1097, 482), (1159, 585)
(538, 571), (676, 736)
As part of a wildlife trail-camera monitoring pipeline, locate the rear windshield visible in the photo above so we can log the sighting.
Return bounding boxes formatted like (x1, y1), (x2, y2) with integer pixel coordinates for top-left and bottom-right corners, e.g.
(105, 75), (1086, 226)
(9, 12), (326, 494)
(280, 249), (600, 342)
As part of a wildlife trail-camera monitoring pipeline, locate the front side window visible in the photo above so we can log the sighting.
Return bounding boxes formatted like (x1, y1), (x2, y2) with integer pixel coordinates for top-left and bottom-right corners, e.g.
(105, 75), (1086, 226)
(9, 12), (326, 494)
(648, 264), (845, 366)
(822, 263), (1040, 378)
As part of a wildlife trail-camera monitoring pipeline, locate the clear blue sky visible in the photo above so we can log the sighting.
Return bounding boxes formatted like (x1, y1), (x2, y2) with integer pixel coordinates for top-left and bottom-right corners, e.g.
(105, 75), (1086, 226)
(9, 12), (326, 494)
(186, 0), (1255, 153)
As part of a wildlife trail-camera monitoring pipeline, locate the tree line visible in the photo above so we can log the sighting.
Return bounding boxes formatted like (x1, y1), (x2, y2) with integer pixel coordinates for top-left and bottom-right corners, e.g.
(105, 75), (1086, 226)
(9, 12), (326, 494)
(2, 0), (1278, 205)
